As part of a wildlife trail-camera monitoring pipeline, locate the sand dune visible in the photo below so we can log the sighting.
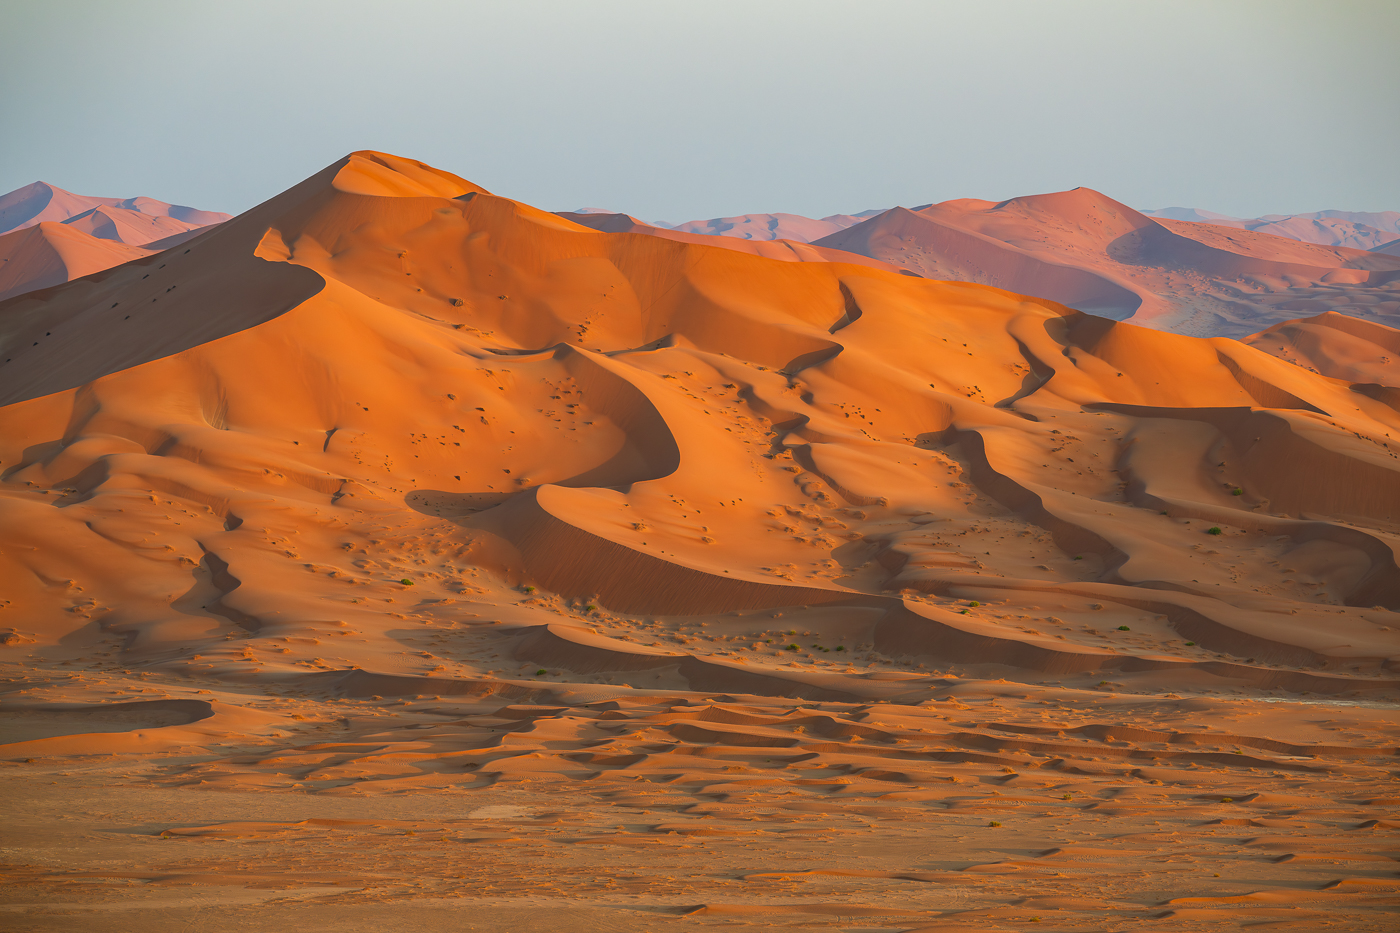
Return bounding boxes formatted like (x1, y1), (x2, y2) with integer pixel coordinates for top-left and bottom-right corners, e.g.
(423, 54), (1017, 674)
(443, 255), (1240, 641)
(813, 188), (1400, 337)
(556, 209), (911, 274)
(0, 181), (229, 240)
(1145, 207), (1400, 251)
(0, 181), (230, 302)
(660, 210), (883, 243)
(2, 150), (1398, 931)
(0, 222), (155, 301)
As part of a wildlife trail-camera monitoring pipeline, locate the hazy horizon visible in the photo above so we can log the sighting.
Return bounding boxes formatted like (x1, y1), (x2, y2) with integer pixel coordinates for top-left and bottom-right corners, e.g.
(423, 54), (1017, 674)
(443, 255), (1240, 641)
(3, 0), (1397, 222)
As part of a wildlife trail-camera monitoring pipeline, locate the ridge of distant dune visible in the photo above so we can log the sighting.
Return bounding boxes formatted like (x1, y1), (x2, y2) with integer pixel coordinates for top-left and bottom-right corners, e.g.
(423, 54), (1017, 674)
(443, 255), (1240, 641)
(662, 210), (883, 243)
(0, 181), (229, 241)
(0, 181), (232, 302)
(814, 188), (1400, 337)
(1144, 207), (1400, 251)
(555, 210), (912, 275)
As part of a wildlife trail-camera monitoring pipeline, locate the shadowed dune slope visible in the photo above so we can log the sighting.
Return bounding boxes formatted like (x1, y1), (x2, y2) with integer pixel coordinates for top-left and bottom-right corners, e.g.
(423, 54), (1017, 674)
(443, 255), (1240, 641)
(815, 188), (1400, 338)
(1, 148), (1398, 726)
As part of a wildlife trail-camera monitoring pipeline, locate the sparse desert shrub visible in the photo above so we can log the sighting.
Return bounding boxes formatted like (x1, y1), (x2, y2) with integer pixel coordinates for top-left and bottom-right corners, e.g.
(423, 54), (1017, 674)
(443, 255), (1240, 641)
(400, 578), (414, 585)
(536, 669), (547, 675)
(1207, 527), (1223, 535)
(1118, 625), (1130, 631)
(1232, 488), (1243, 496)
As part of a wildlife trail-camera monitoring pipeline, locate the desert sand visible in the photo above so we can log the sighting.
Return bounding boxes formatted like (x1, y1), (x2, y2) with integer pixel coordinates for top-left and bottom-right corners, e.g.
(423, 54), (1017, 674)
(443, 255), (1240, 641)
(1, 151), (1397, 932)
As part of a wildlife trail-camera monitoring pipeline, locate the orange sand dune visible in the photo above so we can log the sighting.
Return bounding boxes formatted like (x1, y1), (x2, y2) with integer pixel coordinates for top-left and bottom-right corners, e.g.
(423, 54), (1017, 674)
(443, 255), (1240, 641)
(0, 181), (230, 302)
(2, 151), (1398, 931)
(0, 181), (229, 239)
(0, 222), (154, 301)
(815, 188), (1400, 337)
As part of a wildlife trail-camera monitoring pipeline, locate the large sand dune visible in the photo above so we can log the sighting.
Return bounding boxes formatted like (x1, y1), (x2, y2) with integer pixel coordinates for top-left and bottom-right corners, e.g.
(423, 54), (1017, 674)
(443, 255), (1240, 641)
(2, 152), (1398, 931)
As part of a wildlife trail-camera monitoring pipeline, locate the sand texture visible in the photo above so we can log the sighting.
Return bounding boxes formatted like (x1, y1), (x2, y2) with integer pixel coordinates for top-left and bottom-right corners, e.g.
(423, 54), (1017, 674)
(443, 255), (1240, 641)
(2, 151), (1398, 931)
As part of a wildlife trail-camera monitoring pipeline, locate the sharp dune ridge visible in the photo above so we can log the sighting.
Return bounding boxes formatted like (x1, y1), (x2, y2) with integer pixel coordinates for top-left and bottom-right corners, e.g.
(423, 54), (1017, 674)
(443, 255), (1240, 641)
(2, 151), (1398, 931)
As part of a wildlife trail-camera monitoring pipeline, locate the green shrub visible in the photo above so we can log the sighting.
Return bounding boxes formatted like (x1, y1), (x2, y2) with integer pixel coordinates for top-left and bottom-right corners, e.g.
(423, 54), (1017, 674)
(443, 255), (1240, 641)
(1118, 625), (1130, 631)
(536, 669), (547, 675)
(399, 578), (414, 585)
(1207, 527), (1223, 535)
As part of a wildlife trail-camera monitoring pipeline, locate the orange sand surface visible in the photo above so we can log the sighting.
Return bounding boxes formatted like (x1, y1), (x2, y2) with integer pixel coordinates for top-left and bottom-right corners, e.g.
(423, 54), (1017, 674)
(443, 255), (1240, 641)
(1, 152), (1397, 932)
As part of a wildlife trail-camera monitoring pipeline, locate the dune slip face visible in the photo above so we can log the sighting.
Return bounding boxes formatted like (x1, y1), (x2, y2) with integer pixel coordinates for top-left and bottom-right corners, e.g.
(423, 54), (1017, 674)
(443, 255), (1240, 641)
(1, 150), (1398, 931)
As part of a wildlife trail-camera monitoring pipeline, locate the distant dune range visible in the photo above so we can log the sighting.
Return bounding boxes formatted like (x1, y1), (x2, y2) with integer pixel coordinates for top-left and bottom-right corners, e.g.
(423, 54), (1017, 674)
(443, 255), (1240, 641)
(3, 152), (1399, 928)
(0, 182), (229, 301)
(592, 192), (1400, 339)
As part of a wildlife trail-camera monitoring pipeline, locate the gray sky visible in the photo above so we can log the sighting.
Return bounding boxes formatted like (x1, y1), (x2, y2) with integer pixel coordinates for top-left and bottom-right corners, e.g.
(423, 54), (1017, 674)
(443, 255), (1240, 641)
(3, 0), (1397, 223)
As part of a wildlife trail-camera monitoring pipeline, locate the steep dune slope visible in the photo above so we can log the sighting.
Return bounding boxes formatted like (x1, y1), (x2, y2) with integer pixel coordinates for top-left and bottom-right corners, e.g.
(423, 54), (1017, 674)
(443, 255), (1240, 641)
(816, 189), (1400, 337)
(2, 150), (1397, 711)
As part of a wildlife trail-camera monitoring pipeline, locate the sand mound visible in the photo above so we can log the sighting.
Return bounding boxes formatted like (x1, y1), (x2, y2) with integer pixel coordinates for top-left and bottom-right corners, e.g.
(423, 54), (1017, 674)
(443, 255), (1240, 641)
(815, 188), (1400, 337)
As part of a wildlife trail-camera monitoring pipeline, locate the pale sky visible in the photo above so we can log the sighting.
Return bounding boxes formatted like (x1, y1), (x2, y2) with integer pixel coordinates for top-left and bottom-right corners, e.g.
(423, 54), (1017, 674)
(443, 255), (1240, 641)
(3, 0), (1397, 223)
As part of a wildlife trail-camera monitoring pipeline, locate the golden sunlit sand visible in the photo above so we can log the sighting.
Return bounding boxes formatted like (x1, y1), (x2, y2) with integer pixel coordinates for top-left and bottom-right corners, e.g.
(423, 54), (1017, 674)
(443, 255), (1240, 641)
(2, 152), (1397, 932)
